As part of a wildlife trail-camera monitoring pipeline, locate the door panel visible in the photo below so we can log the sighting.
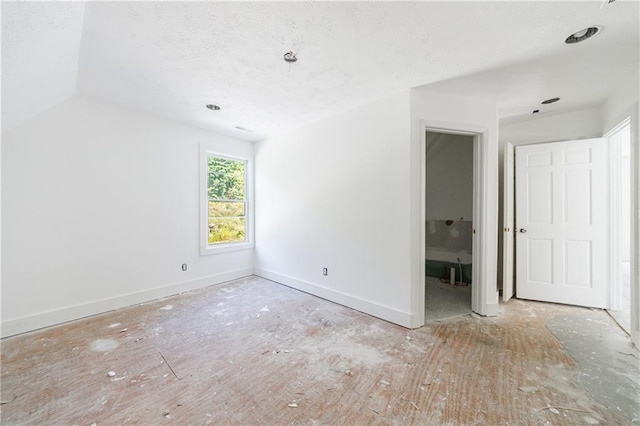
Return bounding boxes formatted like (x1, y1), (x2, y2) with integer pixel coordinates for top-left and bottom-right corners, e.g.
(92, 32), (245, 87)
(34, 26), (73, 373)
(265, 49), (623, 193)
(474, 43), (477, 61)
(527, 238), (553, 284)
(527, 171), (553, 224)
(564, 170), (591, 224)
(515, 138), (608, 308)
(564, 240), (591, 287)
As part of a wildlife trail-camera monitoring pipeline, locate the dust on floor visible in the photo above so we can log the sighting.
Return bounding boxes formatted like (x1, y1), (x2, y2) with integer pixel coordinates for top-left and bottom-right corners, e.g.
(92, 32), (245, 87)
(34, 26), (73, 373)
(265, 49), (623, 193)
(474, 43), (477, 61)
(1, 276), (638, 425)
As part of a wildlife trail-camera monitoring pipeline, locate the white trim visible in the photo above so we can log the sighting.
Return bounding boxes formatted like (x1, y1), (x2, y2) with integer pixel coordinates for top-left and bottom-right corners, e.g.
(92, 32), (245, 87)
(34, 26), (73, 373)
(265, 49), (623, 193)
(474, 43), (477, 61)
(633, 103), (640, 346)
(199, 146), (255, 256)
(418, 123), (427, 325)
(419, 120), (498, 319)
(604, 117), (631, 138)
(473, 130), (482, 314)
(254, 267), (418, 328)
(484, 303), (500, 316)
(608, 126), (623, 310)
(605, 113), (638, 346)
(1, 268), (254, 338)
(420, 120), (486, 137)
(502, 141), (515, 302)
(606, 117), (632, 313)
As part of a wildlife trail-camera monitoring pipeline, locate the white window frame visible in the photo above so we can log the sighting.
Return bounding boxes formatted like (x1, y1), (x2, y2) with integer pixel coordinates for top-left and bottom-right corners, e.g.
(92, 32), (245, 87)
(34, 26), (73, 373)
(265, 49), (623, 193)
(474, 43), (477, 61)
(200, 147), (254, 255)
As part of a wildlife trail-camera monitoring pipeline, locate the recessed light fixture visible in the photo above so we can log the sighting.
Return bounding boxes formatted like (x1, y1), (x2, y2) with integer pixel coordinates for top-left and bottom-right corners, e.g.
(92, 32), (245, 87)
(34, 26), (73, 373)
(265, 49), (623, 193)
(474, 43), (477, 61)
(541, 97), (560, 105)
(206, 104), (221, 111)
(565, 26), (600, 44)
(283, 51), (298, 63)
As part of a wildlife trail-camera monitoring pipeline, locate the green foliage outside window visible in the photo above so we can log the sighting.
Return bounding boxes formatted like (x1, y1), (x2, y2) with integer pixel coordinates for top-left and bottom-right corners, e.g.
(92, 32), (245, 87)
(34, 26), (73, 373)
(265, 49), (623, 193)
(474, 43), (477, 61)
(207, 156), (246, 244)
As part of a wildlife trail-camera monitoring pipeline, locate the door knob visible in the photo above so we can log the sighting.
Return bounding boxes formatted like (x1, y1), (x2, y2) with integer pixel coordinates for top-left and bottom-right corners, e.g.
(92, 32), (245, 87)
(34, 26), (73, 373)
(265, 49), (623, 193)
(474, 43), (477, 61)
(519, 228), (527, 233)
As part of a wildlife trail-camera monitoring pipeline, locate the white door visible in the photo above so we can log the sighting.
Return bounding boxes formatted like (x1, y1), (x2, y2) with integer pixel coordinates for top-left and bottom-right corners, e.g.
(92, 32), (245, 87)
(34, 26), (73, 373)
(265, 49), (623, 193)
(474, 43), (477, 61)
(515, 138), (608, 308)
(503, 142), (515, 302)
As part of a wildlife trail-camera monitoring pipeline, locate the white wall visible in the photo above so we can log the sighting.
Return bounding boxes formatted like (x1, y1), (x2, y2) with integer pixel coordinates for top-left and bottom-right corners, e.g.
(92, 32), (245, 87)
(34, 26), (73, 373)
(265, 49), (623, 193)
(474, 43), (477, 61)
(601, 70), (639, 134)
(254, 91), (414, 327)
(410, 87), (500, 319)
(426, 133), (473, 221)
(1, 96), (254, 337)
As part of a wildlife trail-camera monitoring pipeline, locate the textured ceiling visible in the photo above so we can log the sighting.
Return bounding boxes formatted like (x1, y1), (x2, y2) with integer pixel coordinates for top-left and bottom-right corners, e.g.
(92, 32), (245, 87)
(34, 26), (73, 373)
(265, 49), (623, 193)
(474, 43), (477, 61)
(420, 2), (640, 123)
(2, 1), (639, 140)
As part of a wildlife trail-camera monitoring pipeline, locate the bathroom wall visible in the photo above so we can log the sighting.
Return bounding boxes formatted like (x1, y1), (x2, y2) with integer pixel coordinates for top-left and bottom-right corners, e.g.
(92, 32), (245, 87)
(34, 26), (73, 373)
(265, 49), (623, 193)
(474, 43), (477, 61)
(425, 132), (474, 221)
(425, 132), (473, 252)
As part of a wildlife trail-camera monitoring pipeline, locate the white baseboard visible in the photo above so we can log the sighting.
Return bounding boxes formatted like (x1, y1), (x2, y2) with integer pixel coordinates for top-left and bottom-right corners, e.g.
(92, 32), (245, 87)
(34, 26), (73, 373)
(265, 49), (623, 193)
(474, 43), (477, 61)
(254, 267), (416, 328)
(481, 302), (500, 317)
(1, 268), (253, 338)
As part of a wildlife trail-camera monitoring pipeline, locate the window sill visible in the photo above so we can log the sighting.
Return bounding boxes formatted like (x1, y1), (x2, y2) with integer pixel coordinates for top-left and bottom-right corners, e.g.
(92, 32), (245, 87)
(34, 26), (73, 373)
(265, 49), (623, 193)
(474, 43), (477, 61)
(200, 241), (254, 256)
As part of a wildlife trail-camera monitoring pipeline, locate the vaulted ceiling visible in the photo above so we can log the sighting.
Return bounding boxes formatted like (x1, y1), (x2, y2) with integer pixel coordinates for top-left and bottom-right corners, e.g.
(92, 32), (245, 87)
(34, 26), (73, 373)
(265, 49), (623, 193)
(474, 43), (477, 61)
(2, 1), (638, 140)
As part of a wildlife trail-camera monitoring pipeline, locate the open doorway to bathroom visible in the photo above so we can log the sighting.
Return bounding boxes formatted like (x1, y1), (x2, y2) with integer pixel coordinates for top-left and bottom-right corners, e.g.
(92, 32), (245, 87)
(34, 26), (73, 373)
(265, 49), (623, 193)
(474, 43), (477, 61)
(425, 131), (473, 320)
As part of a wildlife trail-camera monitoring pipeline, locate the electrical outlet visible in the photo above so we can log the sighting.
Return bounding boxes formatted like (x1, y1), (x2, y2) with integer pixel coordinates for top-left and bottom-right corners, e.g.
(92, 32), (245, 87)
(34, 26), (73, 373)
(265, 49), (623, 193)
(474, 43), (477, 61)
(323, 267), (328, 276)
(181, 263), (188, 272)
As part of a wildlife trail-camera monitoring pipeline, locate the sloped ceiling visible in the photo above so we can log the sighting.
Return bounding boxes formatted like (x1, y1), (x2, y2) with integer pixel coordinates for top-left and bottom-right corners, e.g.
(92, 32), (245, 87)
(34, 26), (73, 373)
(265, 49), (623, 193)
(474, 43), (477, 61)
(1, 1), (85, 132)
(2, 1), (639, 140)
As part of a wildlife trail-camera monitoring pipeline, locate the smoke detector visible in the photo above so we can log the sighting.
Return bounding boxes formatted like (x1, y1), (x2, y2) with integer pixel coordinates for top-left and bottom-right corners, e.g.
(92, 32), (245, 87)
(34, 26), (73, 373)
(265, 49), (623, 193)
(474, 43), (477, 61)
(283, 51), (298, 63)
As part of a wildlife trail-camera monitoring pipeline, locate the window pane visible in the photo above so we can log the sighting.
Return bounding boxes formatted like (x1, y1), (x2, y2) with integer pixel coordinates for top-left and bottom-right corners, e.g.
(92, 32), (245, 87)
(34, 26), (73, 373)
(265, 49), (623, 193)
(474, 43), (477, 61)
(209, 200), (245, 217)
(207, 156), (245, 200)
(208, 217), (246, 244)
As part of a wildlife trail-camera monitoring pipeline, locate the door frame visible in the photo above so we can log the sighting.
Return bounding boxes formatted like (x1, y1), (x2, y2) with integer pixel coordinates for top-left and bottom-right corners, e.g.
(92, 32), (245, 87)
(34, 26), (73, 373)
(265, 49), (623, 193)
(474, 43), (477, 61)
(605, 117), (631, 311)
(501, 109), (638, 346)
(502, 141), (515, 301)
(418, 120), (498, 320)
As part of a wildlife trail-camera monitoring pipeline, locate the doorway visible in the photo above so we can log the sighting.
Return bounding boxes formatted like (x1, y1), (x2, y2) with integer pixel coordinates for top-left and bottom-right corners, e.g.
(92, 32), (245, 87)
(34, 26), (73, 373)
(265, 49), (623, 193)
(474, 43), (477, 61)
(424, 130), (473, 320)
(607, 118), (632, 333)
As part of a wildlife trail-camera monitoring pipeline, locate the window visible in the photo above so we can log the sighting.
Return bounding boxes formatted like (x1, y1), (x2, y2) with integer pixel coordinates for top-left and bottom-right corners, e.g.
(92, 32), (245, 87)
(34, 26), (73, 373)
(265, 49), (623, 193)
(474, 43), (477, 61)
(201, 149), (252, 254)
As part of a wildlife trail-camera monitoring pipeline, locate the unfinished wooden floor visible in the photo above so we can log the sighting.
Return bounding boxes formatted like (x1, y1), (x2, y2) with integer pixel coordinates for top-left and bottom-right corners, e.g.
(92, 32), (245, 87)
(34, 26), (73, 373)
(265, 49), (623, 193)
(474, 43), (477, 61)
(1, 276), (638, 425)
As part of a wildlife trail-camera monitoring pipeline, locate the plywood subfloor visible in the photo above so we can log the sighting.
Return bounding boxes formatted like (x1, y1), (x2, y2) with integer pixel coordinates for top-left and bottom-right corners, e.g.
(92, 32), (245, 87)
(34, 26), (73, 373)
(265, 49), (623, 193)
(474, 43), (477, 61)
(1, 276), (638, 425)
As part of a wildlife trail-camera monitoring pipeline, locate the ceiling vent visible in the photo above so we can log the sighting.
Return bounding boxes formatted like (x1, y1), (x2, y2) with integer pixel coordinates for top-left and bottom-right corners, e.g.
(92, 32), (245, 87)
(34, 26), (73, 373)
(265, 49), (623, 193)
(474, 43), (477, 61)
(565, 27), (600, 44)
(541, 97), (560, 105)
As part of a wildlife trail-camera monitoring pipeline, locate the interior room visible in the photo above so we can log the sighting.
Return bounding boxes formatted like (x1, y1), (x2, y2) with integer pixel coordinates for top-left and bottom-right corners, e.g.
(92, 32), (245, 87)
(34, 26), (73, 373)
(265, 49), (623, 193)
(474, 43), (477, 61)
(1, 1), (639, 424)
(424, 131), (473, 321)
